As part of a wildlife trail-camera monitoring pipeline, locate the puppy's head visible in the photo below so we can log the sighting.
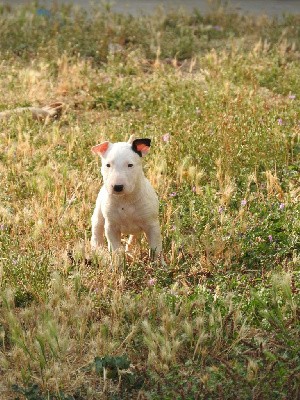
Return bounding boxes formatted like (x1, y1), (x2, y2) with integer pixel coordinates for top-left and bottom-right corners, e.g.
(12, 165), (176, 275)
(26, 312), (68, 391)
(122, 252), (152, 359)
(92, 138), (151, 195)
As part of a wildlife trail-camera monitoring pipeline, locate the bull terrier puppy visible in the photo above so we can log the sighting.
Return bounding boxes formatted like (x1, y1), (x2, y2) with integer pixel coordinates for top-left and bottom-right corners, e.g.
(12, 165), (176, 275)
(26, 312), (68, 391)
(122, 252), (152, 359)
(91, 135), (162, 260)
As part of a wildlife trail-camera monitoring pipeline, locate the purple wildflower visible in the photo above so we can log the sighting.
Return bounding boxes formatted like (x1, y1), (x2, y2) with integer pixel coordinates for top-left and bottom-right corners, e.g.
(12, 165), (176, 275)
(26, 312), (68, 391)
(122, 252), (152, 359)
(218, 206), (224, 213)
(192, 186), (196, 193)
(169, 192), (177, 197)
(162, 133), (170, 142)
(288, 94), (296, 100)
(148, 278), (156, 286)
(241, 199), (247, 207)
(279, 203), (285, 210)
(268, 235), (273, 242)
(277, 118), (283, 126)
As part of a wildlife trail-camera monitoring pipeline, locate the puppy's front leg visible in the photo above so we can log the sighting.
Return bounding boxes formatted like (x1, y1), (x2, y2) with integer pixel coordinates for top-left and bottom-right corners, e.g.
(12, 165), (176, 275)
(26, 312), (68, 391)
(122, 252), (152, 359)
(145, 223), (163, 260)
(105, 224), (122, 252)
(91, 203), (105, 249)
(105, 224), (124, 268)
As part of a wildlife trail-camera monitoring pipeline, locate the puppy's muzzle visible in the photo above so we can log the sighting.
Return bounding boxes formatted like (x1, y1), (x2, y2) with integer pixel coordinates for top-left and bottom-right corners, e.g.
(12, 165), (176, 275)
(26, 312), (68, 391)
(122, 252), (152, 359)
(113, 184), (124, 193)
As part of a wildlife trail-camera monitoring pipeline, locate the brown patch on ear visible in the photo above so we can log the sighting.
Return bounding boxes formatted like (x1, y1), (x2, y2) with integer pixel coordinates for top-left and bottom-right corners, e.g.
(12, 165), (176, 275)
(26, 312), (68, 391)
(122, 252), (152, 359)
(91, 141), (110, 155)
(132, 138), (151, 157)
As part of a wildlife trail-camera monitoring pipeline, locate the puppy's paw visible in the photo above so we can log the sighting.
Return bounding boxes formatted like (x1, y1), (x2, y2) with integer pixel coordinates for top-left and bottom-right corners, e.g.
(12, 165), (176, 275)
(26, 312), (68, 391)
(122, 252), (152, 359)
(111, 248), (126, 270)
(90, 236), (104, 251)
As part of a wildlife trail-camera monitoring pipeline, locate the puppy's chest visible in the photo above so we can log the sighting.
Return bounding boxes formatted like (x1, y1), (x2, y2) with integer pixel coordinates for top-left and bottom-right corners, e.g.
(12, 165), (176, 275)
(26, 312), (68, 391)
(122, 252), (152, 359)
(106, 203), (144, 231)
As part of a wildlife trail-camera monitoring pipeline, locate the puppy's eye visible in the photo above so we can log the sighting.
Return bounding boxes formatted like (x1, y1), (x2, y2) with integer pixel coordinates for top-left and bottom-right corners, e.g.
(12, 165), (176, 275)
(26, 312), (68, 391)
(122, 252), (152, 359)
(106, 163), (111, 168)
(128, 163), (133, 168)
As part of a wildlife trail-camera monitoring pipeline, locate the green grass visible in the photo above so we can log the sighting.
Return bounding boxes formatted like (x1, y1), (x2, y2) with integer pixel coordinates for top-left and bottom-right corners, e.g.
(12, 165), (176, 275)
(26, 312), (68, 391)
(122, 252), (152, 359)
(0, 2), (300, 399)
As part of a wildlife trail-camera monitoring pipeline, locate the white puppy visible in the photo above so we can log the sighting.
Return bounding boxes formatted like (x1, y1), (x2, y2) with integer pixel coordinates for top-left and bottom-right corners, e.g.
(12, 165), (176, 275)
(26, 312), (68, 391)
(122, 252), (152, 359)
(91, 136), (162, 260)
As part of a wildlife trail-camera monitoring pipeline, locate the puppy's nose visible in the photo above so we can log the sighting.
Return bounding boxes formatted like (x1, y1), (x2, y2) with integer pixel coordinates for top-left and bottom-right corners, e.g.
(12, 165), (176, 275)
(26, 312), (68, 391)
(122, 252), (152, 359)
(113, 184), (124, 193)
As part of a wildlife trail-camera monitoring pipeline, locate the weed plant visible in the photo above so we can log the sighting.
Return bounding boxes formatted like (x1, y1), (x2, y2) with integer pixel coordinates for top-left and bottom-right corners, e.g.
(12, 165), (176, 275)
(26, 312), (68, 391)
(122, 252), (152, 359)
(0, 2), (299, 399)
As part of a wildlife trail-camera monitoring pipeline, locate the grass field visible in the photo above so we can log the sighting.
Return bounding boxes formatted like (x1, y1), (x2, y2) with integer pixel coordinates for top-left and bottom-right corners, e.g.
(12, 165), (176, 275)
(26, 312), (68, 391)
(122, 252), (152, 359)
(0, 2), (300, 399)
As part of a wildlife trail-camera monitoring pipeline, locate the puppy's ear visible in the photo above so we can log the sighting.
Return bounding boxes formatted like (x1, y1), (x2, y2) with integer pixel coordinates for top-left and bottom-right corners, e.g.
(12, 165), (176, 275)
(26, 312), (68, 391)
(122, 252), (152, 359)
(132, 138), (151, 157)
(91, 141), (110, 156)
